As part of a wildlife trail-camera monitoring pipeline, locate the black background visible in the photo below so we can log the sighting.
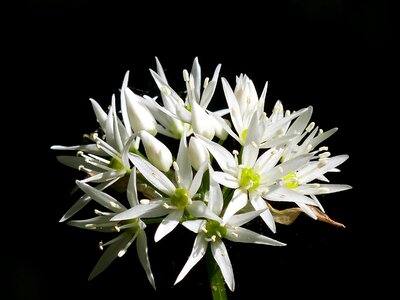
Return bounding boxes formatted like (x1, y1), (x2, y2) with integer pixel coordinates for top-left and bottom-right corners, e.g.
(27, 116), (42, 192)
(6, 1), (393, 299)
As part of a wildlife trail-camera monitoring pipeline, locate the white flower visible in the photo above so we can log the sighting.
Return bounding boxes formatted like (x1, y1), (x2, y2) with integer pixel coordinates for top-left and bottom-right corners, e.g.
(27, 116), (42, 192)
(146, 57), (227, 139)
(68, 169), (156, 289)
(215, 75), (308, 147)
(174, 168), (285, 291)
(112, 135), (220, 242)
(196, 114), (317, 232)
(139, 130), (173, 172)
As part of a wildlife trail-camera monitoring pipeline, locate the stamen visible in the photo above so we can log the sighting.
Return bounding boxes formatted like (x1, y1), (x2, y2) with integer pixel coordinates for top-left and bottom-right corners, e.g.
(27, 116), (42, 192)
(319, 129), (324, 135)
(306, 144), (313, 152)
(285, 110), (291, 117)
(231, 232), (238, 238)
(114, 225), (121, 232)
(99, 241), (104, 251)
(118, 249), (127, 257)
(183, 69), (190, 82)
(140, 199), (150, 205)
(319, 146), (329, 152)
(85, 224), (96, 229)
(319, 152), (331, 159)
(306, 122), (315, 133)
(251, 141), (258, 148)
(201, 226), (208, 233)
(203, 77), (209, 89)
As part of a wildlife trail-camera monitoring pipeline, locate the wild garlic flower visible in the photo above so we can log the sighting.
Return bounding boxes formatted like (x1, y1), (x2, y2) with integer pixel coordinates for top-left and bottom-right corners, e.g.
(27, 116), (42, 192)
(145, 57), (227, 139)
(68, 169), (155, 289)
(112, 135), (219, 242)
(174, 167), (285, 291)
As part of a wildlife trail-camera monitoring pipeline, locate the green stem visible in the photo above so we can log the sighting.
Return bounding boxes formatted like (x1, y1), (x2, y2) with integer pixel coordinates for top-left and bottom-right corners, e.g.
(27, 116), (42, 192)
(206, 247), (227, 300)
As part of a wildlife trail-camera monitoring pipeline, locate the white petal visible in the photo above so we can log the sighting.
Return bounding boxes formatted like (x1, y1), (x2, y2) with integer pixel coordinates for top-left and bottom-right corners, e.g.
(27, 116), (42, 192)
(225, 227), (285, 246)
(51, 144), (105, 155)
(175, 233), (208, 285)
(249, 194), (276, 232)
(254, 148), (284, 173)
(76, 181), (126, 212)
(80, 169), (125, 183)
(191, 57), (201, 101)
(155, 57), (168, 82)
(310, 128), (338, 151)
(297, 155), (349, 184)
(265, 154), (312, 183)
(211, 171), (239, 189)
(119, 71), (132, 136)
(129, 154), (175, 195)
(67, 216), (115, 232)
(177, 134), (193, 190)
(59, 179), (118, 222)
(182, 220), (206, 233)
(295, 184), (352, 195)
(111, 95), (124, 153)
(154, 209), (183, 242)
(56, 156), (86, 170)
(136, 230), (156, 289)
(241, 113), (262, 167)
(127, 168), (139, 207)
(208, 166), (224, 216)
(196, 135), (236, 175)
(200, 64), (221, 108)
(208, 111), (241, 144)
(111, 201), (164, 221)
(211, 240), (235, 291)
(265, 185), (316, 205)
(228, 209), (264, 227)
(188, 137), (210, 171)
(296, 202), (317, 219)
(222, 189), (248, 224)
(222, 78), (243, 135)
(287, 106), (313, 136)
(186, 201), (222, 222)
(88, 232), (131, 280)
(188, 162), (208, 197)
(89, 98), (108, 131)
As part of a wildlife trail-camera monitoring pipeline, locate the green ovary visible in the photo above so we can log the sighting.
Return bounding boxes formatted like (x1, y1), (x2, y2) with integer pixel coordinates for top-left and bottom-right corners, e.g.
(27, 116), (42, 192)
(170, 187), (190, 208)
(205, 220), (227, 239)
(108, 157), (125, 170)
(241, 129), (248, 142)
(283, 172), (299, 189)
(240, 168), (260, 190)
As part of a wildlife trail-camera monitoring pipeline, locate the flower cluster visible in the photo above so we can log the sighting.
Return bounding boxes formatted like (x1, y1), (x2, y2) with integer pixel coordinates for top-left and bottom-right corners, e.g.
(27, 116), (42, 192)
(52, 57), (350, 295)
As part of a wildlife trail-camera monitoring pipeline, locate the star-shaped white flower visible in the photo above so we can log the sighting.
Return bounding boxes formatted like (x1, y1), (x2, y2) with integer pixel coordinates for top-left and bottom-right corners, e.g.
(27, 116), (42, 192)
(68, 168), (155, 289)
(174, 167), (285, 291)
(196, 113), (317, 232)
(112, 135), (220, 242)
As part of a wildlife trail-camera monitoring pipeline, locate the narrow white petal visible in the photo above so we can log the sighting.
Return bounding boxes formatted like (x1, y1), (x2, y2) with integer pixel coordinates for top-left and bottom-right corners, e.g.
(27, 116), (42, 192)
(241, 113), (262, 167)
(228, 209), (266, 227)
(208, 111), (241, 144)
(127, 168), (139, 207)
(208, 166), (224, 216)
(129, 154), (175, 195)
(192, 101), (215, 139)
(56, 156), (86, 170)
(295, 184), (352, 195)
(191, 57), (201, 101)
(200, 64), (221, 108)
(212, 172), (239, 189)
(76, 181), (126, 212)
(266, 154), (312, 183)
(186, 201), (222, 222)
(136, 231), (156, 290)
(222, 189), (248, 224)
(182, 220), (206, 233)
(254, 148), (284, 173)
(111, 201), (164, 221)
(88, 232), (131, 280)
(80, 170), (125, 183)
(297, 202), (317, 219)
(89, 98), (108, 130)
(155, 57), (168, 82)
(154, 209), (183, 242)
(177, 134), (193, 189)
(310, 128), (338, 151)
(265, 185), (316, 205)
(67, 215), (115, 232)
(59, 179), (118, 222)
(195, 135), (236, 175)
(51, 144), (105, 155)
(211, 240), (235, 291)
(111, 95), (124, 153)
(175, 233), (208, 285)
(119, 71), (132, 136)
(287, 106), (313, 136)
(249, 194), (276, 233)
(222, 78), (244, 135)
(297, 155), (349, 184)
(225, 227), (285, 246)
(188, 162), (208, 197)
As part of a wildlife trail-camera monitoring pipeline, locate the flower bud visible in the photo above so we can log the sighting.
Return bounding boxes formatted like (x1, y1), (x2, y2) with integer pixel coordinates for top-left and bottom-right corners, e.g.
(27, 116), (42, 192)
(212, 115), (229, 140)
(191, 101), (215, 140)
(188, 137), (210, 170)
(125, 87), (157, 135)
(140, 131), (172, 172)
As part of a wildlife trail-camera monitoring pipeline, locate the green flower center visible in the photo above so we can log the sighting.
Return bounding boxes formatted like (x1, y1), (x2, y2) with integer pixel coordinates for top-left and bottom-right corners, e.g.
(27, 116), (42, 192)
(241, 129), (248, 142)
(283, 172), (299, 189)
(170, 187), (190, 208)
(108, 157), (125, 170)
(184, 105), (192, 112)
(205, 220), (227, 240)
(239, 168), (260, 190)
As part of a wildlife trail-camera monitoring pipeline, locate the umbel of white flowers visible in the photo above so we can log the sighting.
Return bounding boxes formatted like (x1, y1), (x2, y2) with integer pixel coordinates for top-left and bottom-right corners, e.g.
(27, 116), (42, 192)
(52, 57), (351, 292)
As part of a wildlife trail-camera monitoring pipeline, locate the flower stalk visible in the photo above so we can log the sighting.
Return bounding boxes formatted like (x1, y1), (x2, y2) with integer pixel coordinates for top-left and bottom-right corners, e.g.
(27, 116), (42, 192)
(206, 247), (228, 300)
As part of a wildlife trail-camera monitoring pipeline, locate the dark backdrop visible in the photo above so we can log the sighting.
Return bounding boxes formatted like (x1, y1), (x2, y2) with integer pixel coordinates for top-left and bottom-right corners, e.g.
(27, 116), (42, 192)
(6, 1), (392, 299)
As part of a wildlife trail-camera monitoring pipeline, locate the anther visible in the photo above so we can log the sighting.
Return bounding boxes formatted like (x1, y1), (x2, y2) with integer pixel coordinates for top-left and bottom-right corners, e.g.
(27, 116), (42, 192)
(203, 77), (209, 89)
(319, 146), (329, 151)
(306, 122), (315, 133)
(319, 152), (331, 159)
(183, 69), (190, 82)
(99, 241), (104, 250)
(114, 225), (120, 232)
(231, 232), (238, 238)
(140, 199), (150, 205)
